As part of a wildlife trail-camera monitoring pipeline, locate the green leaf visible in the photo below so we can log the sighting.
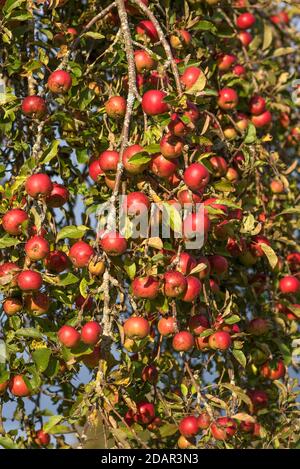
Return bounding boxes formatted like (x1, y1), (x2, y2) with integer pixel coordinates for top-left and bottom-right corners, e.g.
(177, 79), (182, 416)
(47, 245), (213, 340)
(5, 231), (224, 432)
(128, 152), (152, 165)
(124, 259), (136, 280)
(144, 144), (161, 154)
(161, 202), (182, 234)
(0, 435), (18, 449)
(3, 0), (26, 15)
(260, 243), (278, 269)
(185, 73), (206, 94)
(56, 225), (89, 242)
(225, 315), (241, 325)
(273, 47), (295, 57)
(0, 235), (21, 249)
(43, 415), (64, 434)
(83, 31), (105, 40)
(159, 423), (178, 438)
(32, 348), (52, 372)
(192, 20), (217, 34)
(262, 22), (273, 50)
(79, 277), (89, 298)
(15, 328), (43, 339)
(232, 349), (247, 368)
(40, 140), (60, 165)
(244, 122), (257, 144)
(57, 273), (79, 286)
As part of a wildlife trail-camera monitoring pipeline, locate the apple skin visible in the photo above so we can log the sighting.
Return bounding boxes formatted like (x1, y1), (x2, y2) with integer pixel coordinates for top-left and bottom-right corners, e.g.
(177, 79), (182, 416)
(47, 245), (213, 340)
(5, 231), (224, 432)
(179, 416), (199, 437)
(132, 276), (160, 299)
(21, 96), (47, 118)
(172, 331), (194, 352)
(177, 189), (203, 205)
(279, 276), (300, 294)
(157, 317), (177, 336)
(136, 20), (159, 43)
(164, 271), (187, 298)
(208, 331), (232, 350)
(89, 159), (104, 182)
(58, 325), (81, 348)
(184, 163), (210, 192)
(181, 66), (202, 89)
(35, 430), (50, 447)
(250, 235), (271, 257)
(141, 364), (158, 384)
(251, 111), (272, 128)
(209, 255), (228, 275)
(286, 252), (300, 272)
(209, 156), (228, 177)
(45, 250), (69, 273)
(135, 402), (155, 425)
(105, 96), (126, 119)
(134, 50), (156, 72)
(142, 90), (169, 116)
(122, 144), (148, 174)
(99, 150), (119, 174)
(170, 252), (197, 275)
(46, 183), (69, 208)
(75, 294), (94, 311)
(170, 29), (192, 49)
(24, 292), (49, 315)
(82, 346), (101, 368)
(197, 412), (211, 429)
(260, 359), (286, 380)
(218, 88), (238, 110)
(160, 133), (183, 159)
(181, 276), (202, 302)
(47, 70), (72, 93)
(25, 235), (50, 261)
(69, 241), (94, 268)
(124, 316), (150, 339)
(248, 389), (268, 410)
(204, 198), (228, 218)
(9, 375), (30, 397)
(189, 314), (209, 335)
(100, 231), (127, 256)
(183, 211), (211, 240)
(3, 297), (23, 315)
(236, 12), (256, 29)
(248, 318), (269, 336)
(233, 64), (246, 77)
(25, 173), (53, 198)
(125, 191), (150, 216)
(17, 270), (42, 291)
(0, 262), (20, 286)
(237, 31), (253, 47)
(0, 380), (9, 395)
(88, 260), (105, 277)
(270, 179), (284, 194)
(2, 208), (28, 235)
(150, 154), (178, 178)
(217, 54), (236, 71)
(177, 435), (194, 449)
(249, 95), (266, 115)
(211, 417), (237, 440)
(270, 11), (289, 25)
(81, 321), (102, 345)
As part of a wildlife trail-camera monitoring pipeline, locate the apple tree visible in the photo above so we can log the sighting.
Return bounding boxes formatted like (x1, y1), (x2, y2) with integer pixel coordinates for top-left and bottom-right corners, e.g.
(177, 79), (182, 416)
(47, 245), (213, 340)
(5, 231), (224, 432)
(0, 0), (300, 449)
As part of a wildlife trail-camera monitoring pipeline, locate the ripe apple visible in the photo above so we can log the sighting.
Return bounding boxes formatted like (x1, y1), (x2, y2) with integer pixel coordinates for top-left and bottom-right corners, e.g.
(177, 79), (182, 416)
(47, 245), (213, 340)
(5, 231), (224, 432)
(218, 88), (238, 110)
(217, 54), (236, 71)
(179, 416), (199, 437)
(251, 111), (272, 128)
(249, 95), (266, 115)
(177, 189), (203, 205)
(286, 252), (300, 272)
(250, 235), (271, 257)
(177, 435), (194, 449)
(75, 294), (94, 311)
(270, 179), (284, 194)
(182, 276), (202, 302)
(100, 231), (127, 256)
(136, 20), (159, 43)
(81, 321), (102, 345)
(181, 66), (202, 89)
(141, 364), (158, 384)
(260, 359), (285, 380)
(25, 235), (49, 261)
(279, 275), (300, 294)
(224, 127), (237, 140)
(98, 150), (119, 174)
(142, 90), (169, 116)
(270, 11), (289, 25)
(183, 163), (210, 192)
(209, 156), (228, 177)
(122, 144), (149, 174)
(170, 29), (191, 49)
(88, 260), (105, 277)
(9, 375), (30, 397)
(124, 316), (150, 339)
(47, 70), (72, 93)
(168, 113), (187, 137)
(197, 412), (211, 429)
(2, 208), (28, 235)
(35, 430), (50, 447)
(45, 250), (69, 273)
(160, 133), (183, 159)
(0, 380), (9, 395)
(236, 12), (256, 29)
(135, 401), (155, 425)
(237, 31), (253, 47)
(150, 154), (178, 178)
(105, 96), (126, 119)
(157, 317), (177, 336)
(0, 262), (20, 286)
(209, 255), (228, 275)
(58, 325), (81, 348)
(69, 240), (94, 268)
(132, 276), (160, 299)
(24, 292), (49, 315)
(204, 198), (228, 218)
(82, 346), (101, 368)
(3, 297), (23, 315)
(248, 318), (269, 336)
(46, 183), (69, 208)
(134, 50), (156, 72)
(189, 314), (209, 335)
(208, 331), (231, 350)
(125, 191), (150, 216)
(164, 270), (187, 297)
(171, 252), (197, 275)
(233, 64), (246, 76)
(172, 331), (194, 352)
(248, 389), (268, 410)
(21, 96), (47, 118)
(17, 270), (42, 291)
(211, 417), (237, 440)
(89, 159), (104, 182)
(25, 173), (53, 198)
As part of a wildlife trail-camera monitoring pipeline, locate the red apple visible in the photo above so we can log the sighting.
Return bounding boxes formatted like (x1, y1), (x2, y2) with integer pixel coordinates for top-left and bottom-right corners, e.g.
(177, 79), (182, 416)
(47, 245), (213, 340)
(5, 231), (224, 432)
(251, 111), (272, 128)
(160, 133), (183, 159)
(25, 173), (53, 198)
(260, 359), (286, 380)
(208, 331), (231, 350)
(89, 159), (104, 182)
(46, 183), (69, 207)
(209, 156), (228, 177)
(150, 154), (178, 178)
(69, 241), (94, 268)
(171, 252), (197, 275)
(197, 412), (211, 429)
(233, 64), (246, 76)
(21, 96), (47, 118)
(179, 416), (199, 437)
(177, 189), (203, 205)
(218, 88), (238, 110)
(270, 179), (284, 194)
(172, 331), (194, 352)
(125, 191), (150, 216)
(141, 364), (158, 384)
(3, 297), (23, 315)
(100, 231), (127, 256)
(99, 150), (119, 174)
(9, 375), (30, 397)
(211, 417), (237, 440)
(182, 276), (202, 302)
(105, 96), (126, 119)
(217, 54), (236, 71)
(35, 430), (50, 447)
(81, 321), (102, 345)
(24, 292), (49, 315)
(248, 318), (269, 336)
(164, 270), (187, 298)
(132, 276), (160, 299)
(279, 276), (300, 294)
(157, 317), (177, 336)
(209, 255), (228, 275)
(236, 13), (256, 29)
(184, 163), (210, 192)
(122, 144), (149, 174)
(250, 235), (271, 257)
(58, 325), (81, 348)
(134, 49), (156, 72)
(0, 262), (20, 286)
(189, 314), (209, 335)
(142, 90), (169, 116)
(135, 401), (155, 425)
(25, 235), (50, 261)
(45, 250), (69, 273)
(2, 209), (28, 235)
(286, 252), (300, 272)
(47, 70), (72, 93)
(124, 316), (150, 339)
(181, 66), (202, 89)
(237, 31), (253, 47)
(249, 95), (266, 115)
(136, 20), (159, 43)
(17, 270), (42, 291)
